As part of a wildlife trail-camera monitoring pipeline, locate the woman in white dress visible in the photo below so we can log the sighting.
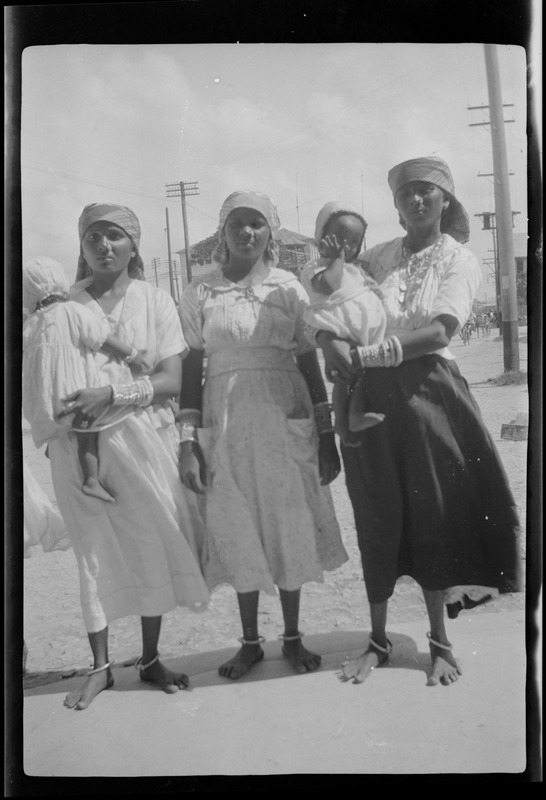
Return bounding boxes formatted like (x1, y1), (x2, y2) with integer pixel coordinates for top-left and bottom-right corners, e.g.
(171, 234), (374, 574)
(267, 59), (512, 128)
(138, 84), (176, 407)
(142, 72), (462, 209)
(47, 203), (209, 710)
(178, 190), (347, 680)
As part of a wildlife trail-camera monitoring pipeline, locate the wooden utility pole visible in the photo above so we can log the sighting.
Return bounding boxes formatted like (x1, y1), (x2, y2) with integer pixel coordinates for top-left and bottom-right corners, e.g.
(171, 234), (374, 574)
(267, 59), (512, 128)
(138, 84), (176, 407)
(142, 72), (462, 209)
(165, 207), (175, 299)
(483, 44), (520, 371)
(166, 181), (199, 287)
(151, 257), (160, 288)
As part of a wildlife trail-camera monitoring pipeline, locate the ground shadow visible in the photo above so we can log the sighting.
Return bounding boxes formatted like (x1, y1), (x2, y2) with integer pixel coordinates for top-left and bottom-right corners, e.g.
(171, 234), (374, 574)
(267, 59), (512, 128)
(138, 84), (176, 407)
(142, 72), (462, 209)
(23, 630), (433, 697)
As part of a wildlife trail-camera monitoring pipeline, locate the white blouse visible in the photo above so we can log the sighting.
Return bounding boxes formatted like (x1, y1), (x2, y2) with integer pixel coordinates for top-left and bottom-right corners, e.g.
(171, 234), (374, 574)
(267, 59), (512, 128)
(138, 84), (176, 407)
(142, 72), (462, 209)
(359, 234), (482, 359)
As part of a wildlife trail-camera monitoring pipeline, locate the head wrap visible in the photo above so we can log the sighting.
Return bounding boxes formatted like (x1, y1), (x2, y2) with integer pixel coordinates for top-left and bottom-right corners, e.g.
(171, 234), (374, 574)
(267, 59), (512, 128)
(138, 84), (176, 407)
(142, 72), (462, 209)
(23, 256), (70, 313)
(387, 157), (470, 243)
(314, 201), (367, 254)
(76, 203), (144, 281)
(212, 190), (281, 267)
(78, 203), (141, 252)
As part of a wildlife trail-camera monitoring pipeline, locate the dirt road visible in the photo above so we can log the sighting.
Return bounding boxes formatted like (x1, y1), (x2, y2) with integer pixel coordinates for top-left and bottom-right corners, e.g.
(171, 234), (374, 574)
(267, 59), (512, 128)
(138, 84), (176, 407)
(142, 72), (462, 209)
(22, 328), (529, 679)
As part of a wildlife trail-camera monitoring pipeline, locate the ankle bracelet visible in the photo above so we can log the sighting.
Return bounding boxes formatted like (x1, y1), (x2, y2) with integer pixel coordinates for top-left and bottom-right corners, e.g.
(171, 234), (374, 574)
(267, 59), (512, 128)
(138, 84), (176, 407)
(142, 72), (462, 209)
(238, 636), (266, 646)
(368, 637), (390, 655)
(136, 653), (160, 671)
(87, 660), (112, 675)
(278, 631), (304, 642)
(427, 632), (453, 650)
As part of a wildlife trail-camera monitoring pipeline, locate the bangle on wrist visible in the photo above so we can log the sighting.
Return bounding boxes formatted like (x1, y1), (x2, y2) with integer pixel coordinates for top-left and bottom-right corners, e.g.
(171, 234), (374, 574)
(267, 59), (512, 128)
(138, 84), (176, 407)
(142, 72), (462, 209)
(178, 423), (199, 444)
(355, 335), (403, 369)
(110, 375), (154, 407)
(313, 400), (334, 435)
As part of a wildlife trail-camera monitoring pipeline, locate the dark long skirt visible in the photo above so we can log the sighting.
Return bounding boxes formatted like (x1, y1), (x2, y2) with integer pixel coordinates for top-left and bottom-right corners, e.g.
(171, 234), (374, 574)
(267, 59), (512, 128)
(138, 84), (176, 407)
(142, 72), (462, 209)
(341, 355), (523, 609)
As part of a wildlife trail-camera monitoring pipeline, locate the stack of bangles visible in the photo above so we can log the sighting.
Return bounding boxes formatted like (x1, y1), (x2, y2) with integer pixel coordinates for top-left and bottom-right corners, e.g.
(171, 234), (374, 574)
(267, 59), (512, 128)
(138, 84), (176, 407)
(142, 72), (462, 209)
(353, 335), (403, 369)
(313, 401), (334, 436)
(176, 408), (202, 446)
(110, 375), (154, 406)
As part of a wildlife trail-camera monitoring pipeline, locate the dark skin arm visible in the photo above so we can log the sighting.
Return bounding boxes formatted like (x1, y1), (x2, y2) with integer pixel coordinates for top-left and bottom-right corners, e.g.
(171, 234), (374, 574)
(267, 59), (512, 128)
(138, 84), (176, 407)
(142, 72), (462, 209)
(177, 348), (206, 494)
(297, 349), (341, 486)
(318, 314), (459, 382)
(311, 234), (346, 295)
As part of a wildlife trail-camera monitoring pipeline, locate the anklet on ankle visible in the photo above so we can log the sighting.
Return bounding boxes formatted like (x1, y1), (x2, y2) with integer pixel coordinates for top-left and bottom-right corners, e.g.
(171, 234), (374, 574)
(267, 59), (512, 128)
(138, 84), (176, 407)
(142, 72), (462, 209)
(427, 633), (453, 650)
(278, 631), (304, 642)
(369, 637), (391, 655)
(238, 636), (266, 646)
(136, 653), (160, 671)
(87, 660), (112, 676)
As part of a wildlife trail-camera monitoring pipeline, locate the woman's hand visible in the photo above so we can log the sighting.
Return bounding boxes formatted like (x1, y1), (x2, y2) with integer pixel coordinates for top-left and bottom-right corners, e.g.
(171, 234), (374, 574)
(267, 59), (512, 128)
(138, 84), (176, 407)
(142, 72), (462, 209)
(318, 432), (341, 485)
(318, 332), (358, 383)
(129, 350), (154, 374)
(178, 440), (207, 494)
(57, 386), (113, 428)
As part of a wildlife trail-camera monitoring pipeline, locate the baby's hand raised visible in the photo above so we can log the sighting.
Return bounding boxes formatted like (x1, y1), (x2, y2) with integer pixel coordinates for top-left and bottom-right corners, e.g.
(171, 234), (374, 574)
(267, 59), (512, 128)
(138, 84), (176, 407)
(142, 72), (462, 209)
(320, 234), (345, 261)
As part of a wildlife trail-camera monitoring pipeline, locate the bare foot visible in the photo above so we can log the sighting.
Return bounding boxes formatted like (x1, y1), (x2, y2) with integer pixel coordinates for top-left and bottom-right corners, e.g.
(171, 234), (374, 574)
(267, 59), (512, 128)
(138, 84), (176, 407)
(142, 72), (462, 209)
(282, 638), (321, 674)
(219, 643), (264, 680)
(348, 412), (386, 432)
(339, 638), (391, 684)
(64, 668), (114, 710)
(139, 658), (189, 693)
(82, 478), (116, 503)
(427, 642), (462, 686)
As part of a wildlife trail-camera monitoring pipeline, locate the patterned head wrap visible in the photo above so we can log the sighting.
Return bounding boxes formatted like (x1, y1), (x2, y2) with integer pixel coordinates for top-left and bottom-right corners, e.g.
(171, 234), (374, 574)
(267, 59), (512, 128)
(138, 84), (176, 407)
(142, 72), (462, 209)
(78, 203), (141, 251)
(212, 190), (281, 267)
(76, 203), (145, 281)
(387, 157), (470, 243)
(23, 256), (70, 313)
(314, 201), (367, 255)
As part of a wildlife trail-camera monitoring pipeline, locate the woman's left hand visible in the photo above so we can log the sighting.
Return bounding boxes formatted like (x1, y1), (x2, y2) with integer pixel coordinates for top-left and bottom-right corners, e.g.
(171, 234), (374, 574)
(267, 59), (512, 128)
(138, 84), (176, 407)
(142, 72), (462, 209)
(57, 386), (113, 429)
(318, 432), (341, 485)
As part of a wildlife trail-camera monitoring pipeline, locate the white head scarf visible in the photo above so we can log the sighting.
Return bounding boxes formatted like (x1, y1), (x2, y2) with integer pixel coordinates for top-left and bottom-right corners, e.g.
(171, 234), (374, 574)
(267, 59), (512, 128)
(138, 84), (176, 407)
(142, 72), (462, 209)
(212, 190), (281, 267)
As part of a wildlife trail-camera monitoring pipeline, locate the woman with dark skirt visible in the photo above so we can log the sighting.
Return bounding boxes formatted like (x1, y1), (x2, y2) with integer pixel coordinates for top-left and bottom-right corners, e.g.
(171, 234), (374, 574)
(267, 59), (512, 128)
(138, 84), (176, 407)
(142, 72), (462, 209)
(314, 156), (523, 686)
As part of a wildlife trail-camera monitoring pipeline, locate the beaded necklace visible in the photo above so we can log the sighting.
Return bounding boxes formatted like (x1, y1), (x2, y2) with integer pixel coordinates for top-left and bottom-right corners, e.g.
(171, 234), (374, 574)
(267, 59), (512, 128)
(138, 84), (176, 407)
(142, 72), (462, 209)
(397, 235), (445, 308)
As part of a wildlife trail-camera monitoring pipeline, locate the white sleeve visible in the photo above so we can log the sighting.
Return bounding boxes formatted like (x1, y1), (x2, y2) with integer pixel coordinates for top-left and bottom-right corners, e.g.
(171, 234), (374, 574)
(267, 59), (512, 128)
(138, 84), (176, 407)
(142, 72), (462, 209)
(431, 247), (483, 327)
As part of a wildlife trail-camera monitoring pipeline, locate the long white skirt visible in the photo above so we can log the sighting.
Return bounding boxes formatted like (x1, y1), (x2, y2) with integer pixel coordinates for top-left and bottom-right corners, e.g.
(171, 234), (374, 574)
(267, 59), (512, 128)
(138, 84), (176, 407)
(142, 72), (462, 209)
(48, 409), (209, 633)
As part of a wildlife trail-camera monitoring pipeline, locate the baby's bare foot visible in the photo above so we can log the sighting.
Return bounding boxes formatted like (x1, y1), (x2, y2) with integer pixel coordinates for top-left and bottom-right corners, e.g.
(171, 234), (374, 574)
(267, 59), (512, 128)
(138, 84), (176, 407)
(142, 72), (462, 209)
(82, 478), (116, 503)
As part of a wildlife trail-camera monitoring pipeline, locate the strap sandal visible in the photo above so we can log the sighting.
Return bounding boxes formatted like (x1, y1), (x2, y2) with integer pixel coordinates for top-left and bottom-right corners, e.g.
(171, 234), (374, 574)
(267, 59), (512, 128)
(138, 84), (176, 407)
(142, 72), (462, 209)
(278, 631), (304, 642)
(426, 632), (453, 651)
(238, 636), (266, 646)
(87, 660), (113, 676)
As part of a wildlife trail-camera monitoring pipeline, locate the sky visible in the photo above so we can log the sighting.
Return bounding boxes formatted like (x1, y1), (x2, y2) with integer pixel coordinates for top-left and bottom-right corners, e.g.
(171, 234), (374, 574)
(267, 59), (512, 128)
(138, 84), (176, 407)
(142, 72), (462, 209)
(20, 42), (531, 300)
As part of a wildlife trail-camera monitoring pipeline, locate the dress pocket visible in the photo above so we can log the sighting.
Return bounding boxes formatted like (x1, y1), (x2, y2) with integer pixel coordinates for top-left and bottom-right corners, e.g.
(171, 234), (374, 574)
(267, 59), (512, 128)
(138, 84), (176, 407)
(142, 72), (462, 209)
(285, 417), (317, 465)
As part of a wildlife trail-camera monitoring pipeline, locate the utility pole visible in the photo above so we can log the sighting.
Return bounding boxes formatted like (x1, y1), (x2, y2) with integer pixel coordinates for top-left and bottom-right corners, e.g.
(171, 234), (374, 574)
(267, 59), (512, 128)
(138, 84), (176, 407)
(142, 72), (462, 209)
(483, 43), (520, 371)
(151, 257), (160, 289)
(474, 210), (520, 329)
(295, 174), (300, 234)
(165, 207), (175, 299)
(166, 181), (199, 286)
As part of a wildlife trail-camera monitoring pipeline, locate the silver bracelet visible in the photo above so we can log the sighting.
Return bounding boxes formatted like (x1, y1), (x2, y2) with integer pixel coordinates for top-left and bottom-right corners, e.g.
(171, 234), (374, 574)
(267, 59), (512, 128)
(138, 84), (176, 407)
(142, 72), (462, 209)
(178, 423), (199, 444)
(110, 375), (154, 407)
(176, 407), (202, 428)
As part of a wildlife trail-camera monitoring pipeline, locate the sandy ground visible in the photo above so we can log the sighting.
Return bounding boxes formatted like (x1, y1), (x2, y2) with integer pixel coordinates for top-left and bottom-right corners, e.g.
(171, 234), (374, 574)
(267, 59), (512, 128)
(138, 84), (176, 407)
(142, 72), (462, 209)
(22, 328), (530, 683)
